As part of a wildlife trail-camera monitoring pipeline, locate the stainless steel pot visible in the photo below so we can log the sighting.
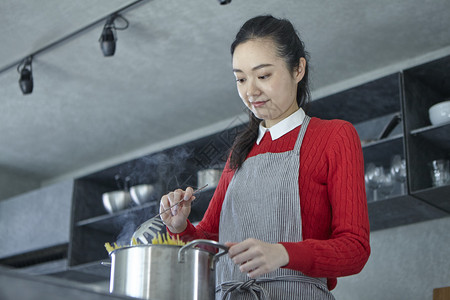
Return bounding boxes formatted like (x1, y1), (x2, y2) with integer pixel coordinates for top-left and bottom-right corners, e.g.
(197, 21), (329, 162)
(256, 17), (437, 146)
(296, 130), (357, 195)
(107, 239), (228, 300)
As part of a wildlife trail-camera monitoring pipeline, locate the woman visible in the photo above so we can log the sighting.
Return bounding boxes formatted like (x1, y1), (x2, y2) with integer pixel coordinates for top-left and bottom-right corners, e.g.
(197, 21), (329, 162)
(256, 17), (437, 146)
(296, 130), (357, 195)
(160, 15), (371, 299)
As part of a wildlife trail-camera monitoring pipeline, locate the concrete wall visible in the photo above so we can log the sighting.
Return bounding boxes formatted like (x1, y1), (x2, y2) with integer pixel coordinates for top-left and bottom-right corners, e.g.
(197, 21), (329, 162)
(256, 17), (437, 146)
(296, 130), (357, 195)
(0, 180), (73, 258)
(332, 216), (450, 300)
(0, 168), (40, 201)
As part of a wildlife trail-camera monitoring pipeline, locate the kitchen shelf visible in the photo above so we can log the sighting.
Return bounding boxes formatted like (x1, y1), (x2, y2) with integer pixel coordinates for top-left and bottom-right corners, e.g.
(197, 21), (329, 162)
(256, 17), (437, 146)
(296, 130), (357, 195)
(410, 123), (450, 150)
(76, 187), (216, 230)
(368, 194), (447, 231)
(69, 192), (215, 267)
(361, 134), (403, 149)
(74, 190), (213, 236)
(76, 201), (159, 229)
(412, 184), (450, 213)
(403, 55), (450, 194)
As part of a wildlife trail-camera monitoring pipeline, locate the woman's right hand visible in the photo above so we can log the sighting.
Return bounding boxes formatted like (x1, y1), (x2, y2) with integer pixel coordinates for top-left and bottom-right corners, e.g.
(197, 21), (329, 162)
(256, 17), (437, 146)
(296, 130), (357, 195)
(159, 187), (195, 233)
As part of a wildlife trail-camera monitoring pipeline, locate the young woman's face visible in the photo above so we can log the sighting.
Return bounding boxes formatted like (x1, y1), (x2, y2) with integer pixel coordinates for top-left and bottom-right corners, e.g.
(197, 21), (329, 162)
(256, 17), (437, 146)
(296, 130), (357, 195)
(232, 38), (305, 127)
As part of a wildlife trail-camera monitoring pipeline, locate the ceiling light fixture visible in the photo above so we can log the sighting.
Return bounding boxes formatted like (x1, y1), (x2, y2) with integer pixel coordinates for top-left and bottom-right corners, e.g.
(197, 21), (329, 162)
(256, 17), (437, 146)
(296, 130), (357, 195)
(99, 14), (129, 57)
(17, 56), (33, 95)
(218, 0), (231, 4)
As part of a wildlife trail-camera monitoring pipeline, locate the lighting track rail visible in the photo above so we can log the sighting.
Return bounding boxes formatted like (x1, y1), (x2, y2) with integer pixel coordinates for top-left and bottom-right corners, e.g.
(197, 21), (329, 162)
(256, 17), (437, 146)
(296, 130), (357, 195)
(0, 0), (149, 76)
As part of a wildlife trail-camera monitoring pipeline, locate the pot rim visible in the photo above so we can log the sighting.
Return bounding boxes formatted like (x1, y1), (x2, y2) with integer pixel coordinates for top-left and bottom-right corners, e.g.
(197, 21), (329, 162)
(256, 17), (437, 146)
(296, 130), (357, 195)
(108, 239), (228, 256)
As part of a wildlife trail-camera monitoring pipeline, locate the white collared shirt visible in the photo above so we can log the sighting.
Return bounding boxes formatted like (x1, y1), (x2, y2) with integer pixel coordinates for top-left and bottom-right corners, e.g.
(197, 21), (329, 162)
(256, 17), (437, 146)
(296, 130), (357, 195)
(256, 108), (306, 145)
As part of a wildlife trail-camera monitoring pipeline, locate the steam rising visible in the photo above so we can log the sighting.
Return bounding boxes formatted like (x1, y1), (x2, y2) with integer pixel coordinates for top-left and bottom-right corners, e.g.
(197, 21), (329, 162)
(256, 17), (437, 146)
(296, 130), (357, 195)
(113, 147), (193, 245)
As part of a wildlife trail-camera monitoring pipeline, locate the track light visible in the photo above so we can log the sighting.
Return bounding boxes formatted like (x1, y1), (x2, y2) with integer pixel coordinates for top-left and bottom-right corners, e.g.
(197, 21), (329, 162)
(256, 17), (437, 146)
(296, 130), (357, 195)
(99, 19), (116, 56)
(218, 0), (231, 4)
(17, 56), (33, 95)
(99, 14), (129, 57)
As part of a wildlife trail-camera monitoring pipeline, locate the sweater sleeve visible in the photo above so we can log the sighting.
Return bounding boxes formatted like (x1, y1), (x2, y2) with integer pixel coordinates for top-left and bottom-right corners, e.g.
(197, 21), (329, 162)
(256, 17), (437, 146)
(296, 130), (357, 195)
(168, 159), (235, 242)
(280, 121), (370, 281)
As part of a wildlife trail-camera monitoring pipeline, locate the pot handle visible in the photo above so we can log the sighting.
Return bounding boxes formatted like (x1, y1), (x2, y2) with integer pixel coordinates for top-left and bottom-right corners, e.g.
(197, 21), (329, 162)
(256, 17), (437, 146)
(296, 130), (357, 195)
(178, 239), (228, 269)
(100, 260), (111, 267)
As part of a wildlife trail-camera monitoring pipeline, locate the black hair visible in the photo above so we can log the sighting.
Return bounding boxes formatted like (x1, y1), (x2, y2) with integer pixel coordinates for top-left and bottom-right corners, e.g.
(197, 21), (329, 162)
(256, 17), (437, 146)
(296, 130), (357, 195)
(229, 15), (311, 170)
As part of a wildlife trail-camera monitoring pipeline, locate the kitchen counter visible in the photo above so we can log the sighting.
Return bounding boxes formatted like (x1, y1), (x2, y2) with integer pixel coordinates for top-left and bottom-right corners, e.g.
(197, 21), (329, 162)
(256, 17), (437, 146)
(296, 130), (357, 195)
(0, 266), (142, 300)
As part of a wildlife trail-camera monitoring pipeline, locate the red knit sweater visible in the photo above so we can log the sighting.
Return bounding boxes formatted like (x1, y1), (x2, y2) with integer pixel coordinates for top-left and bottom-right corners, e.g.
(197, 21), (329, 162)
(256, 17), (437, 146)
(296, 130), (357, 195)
(176, 117), (371, 290)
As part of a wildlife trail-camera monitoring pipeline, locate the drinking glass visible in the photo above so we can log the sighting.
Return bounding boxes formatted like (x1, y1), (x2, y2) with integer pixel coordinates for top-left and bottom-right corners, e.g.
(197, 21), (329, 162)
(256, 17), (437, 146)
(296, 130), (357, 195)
(390, 155), (407, 194)
(365, 163), (384, 201)
(378, 170), (394, 199)
(428, 159), (450, 187)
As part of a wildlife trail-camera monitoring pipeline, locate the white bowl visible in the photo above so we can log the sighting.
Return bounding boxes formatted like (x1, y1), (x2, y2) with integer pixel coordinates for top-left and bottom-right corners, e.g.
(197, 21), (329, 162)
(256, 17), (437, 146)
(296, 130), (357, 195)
(429, 100), (450, 125)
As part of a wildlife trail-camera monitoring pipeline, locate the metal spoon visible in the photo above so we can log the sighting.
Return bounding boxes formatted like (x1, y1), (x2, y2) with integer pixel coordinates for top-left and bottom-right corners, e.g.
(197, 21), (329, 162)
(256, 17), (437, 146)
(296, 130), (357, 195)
(156, 184), (208, 217)
(130, 184), (208, 244)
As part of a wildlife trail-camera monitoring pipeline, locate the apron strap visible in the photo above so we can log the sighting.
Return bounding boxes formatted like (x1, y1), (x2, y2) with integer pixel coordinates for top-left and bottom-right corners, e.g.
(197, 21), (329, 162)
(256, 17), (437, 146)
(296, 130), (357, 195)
(293, 115), (311, 155)
(216, 275), (328, 300)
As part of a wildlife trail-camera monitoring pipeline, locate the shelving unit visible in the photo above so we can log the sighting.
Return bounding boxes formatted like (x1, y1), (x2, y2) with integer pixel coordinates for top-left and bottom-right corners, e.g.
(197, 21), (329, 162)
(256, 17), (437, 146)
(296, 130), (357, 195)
(310, 67), (449, 230)
(66, 55), (450, 276)
(403, 55), (450, 214)
(67, 126), (237, 272)
(366, 194), (445, 230)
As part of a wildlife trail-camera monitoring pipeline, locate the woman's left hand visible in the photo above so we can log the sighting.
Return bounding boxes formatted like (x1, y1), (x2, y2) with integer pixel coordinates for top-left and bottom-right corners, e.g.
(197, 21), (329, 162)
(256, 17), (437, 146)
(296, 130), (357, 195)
(225, 238), (289, 278)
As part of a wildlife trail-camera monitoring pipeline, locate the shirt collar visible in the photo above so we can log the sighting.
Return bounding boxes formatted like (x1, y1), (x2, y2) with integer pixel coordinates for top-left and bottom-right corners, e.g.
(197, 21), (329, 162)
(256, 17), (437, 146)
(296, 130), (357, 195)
(256, 108), (306, 145)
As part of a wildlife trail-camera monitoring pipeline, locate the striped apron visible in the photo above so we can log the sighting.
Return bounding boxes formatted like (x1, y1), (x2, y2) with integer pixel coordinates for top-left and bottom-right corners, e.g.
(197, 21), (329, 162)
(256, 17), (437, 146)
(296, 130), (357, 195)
(215, 116), (335, 300)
